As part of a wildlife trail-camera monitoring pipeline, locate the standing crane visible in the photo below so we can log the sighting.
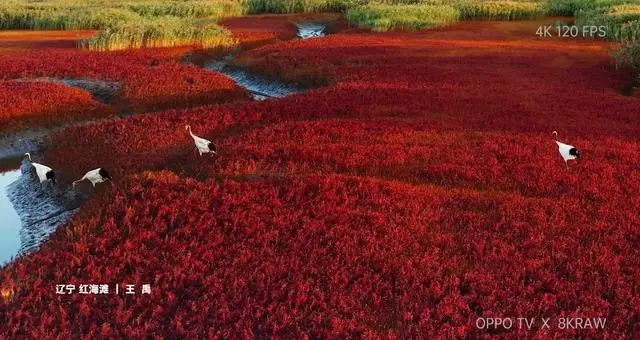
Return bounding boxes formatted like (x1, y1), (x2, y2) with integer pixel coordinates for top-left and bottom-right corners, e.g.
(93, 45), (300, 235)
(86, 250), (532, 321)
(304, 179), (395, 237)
(553, 131), (581, 170)
(72, 168), (112, 188)
(24, 153), (56, 187)
(186, 125), (217, 157)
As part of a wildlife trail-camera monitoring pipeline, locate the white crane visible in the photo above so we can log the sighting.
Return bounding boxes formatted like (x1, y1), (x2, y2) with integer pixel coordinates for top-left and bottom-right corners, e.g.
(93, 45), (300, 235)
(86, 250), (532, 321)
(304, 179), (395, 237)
(24, 153), (56, 186)
(553, 131), (581, 170)
(72, 168), (112, 188)
(186, 125), (217, 157)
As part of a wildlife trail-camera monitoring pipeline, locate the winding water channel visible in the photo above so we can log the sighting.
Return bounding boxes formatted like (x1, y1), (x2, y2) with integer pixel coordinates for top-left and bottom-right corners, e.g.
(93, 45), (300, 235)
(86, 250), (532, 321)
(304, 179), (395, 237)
(0, 22), (327, 266)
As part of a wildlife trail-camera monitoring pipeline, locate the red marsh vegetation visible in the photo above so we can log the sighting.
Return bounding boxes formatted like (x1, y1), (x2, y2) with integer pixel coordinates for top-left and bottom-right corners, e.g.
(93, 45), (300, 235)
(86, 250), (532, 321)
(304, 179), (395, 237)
(0, 32), (249, 117)
(0, 81), (113, 132)
(0, 17), (638, 338)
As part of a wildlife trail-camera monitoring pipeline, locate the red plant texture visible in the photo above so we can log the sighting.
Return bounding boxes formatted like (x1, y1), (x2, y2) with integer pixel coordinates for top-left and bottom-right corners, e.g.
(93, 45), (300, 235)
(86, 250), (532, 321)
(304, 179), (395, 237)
(0, 17), (639, 338)
(0, 81), (113, 132)
(221, 15), (300, 49)
(0, 34), (249, 114)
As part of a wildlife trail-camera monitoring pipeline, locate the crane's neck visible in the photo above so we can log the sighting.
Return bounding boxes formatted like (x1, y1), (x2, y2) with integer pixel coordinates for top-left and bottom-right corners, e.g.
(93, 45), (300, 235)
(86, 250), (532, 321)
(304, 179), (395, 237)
(187, 126), (195, 138)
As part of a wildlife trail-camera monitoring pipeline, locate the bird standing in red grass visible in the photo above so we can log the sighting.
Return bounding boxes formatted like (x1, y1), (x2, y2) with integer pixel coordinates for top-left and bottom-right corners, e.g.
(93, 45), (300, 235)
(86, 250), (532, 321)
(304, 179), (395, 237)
(72, 168), (112, 188)
(553, 131), (581, 170)
(186, 125), (217, 157)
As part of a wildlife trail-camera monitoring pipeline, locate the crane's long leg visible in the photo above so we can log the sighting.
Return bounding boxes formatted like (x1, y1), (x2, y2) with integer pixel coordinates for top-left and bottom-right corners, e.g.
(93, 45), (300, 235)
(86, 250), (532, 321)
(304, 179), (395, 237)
(565, 160), (569, 171)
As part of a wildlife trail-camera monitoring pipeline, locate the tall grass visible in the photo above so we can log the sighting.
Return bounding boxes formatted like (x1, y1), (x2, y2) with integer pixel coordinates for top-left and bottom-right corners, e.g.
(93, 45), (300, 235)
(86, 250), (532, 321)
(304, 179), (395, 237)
(620, 18), (640, 41)
(457, 1), (545, 20)
(576, 4), (640, 39)
(568, 0), (640, 69)
(346, 4), (459, 31)
(0, 0), (243, 50)
(616, 41), (640, 69)
(346, 1), (546, 32)
(0, 5), (139, 30)
(616, 20), (640, 69)
(547, 0), (596, 16)
(244, 0), (355, 14)
(78, 17), (236, 51)
(127, 1), (244, 18)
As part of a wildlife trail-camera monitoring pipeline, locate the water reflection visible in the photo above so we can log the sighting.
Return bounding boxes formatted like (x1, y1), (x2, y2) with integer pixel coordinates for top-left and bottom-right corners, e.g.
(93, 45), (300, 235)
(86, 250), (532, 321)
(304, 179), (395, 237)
(296, 22), (327, 39)
(0, 168), (22, 266)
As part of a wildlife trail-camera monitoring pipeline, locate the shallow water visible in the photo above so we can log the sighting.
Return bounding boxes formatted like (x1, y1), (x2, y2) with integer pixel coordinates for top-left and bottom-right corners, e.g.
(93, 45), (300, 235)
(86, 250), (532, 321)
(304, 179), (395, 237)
(204, 62), (300, 100)
(0, 159), (82, 266)
(296, 22), (327, 39)
(201, 22), (327, 100)
(0, 168), (22, 266)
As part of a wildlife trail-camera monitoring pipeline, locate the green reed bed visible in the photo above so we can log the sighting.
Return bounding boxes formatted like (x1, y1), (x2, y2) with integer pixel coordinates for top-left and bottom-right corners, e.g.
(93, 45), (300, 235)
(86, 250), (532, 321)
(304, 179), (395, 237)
(345, 1), (546, 32)
(0, 0), (243, 50)
(244, 0), (355, 14)
(571, 1), (640, 68)
(0, 5), (138, 30)
(616, 41), (640, 68)
(78, 16), (236, 51)
(576, 4), (640, 39)
(457, 1), (545, 20)
(346, 3), (459, 31)
(616, 20), (640, 69)
(127, 0), (244, 18)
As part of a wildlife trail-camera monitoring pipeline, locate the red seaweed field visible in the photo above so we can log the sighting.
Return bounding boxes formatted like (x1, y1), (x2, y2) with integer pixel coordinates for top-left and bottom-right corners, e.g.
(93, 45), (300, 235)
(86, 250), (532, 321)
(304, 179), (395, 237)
(0, 81), (113, 132)
(0, 31), (248, 119)
(0, 16), (638, 338)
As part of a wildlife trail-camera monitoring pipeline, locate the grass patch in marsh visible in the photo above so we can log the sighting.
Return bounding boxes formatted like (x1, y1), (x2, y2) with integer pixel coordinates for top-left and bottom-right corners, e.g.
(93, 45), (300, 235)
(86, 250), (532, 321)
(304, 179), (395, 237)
(244, 0), (356, 14)
(345, 3), (459, 31)
(346, 1), (547, 32)
(457, 1), (546, 20)
(0, 0), (243, 50)
(78, 16), (237, 51)
(571, 1), (640, 69)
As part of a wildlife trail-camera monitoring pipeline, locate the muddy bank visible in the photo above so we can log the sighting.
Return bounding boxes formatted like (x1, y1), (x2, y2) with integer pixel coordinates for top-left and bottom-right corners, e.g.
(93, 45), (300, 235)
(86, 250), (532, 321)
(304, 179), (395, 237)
(0, 79), (124, 264)
(188, 21), (327, 100)
(0, 129), (46, 160)
(202, 56), (300, 100)
(8, 160), (84, 255)
(0, 78), (127, 159)
(0, 157), (86, 265)
(10, 77), (122, 106)
(0, 112), (124, 161)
